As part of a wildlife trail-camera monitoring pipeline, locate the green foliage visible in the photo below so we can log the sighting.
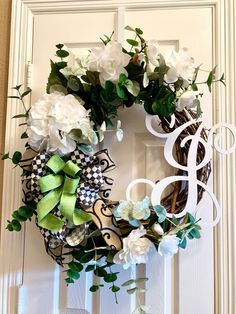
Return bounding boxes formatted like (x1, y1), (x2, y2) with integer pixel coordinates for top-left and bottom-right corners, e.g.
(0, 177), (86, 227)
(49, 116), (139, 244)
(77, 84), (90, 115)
(12, 151), (22, 164)
(89, 284), (104, 292)
(6, 202), (36, 232)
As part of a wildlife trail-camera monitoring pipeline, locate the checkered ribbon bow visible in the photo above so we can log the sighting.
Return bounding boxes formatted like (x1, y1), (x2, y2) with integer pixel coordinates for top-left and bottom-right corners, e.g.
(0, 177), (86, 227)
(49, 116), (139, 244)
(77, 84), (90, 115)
(31, 148), (115, 207)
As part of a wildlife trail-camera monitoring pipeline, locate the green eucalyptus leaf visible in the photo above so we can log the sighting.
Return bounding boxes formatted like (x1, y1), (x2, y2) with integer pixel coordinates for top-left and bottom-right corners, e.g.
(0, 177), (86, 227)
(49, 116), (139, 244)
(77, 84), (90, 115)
(68, 261), (83, 272)
(80, 251), (95, 263)
(12, 114), (28, 119)
(94, 268), (107, 277)
(11, 219), (22, 231)
(111, 285), (120, 293)
(179, 237), (187, 249)
(90, 285), (100, 292)
(1, 153), (9, 160)
(6, 223), (14, 231)
(56, 50), (69, 58)
(116, 84), (125, 99)
(104, 273), (117, 283)
(65, 277), (74, 284)
(127, 39), (139, 47)
(67, 269), (80, 280)
(135, 28), (143, 35)
(21, 132), (28, 139)
(12, 151), (22, 164)
(21, 88), (32, 98)
(127, 287), (137, 295)
(125, 25), (135, 32)
(18, 206), (34, 218)
(85, 265), (95, 272)
(56, 43), (64, 49)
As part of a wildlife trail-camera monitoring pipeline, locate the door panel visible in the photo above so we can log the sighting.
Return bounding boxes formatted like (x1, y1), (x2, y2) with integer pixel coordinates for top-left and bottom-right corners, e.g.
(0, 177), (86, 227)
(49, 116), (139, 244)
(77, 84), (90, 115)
(20, 5), (214, 314)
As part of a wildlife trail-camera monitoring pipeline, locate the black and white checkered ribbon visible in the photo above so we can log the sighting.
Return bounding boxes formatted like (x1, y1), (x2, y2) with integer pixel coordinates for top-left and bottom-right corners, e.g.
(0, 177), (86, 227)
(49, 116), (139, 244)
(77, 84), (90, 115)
(28, 147), (115, 247)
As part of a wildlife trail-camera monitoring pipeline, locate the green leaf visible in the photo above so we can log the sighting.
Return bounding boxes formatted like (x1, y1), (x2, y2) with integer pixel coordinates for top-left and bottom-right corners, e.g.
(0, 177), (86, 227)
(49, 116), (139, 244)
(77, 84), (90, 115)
(18, 206), (34, 218)
(6, 223), (14, 231)
(49, 84), (68, 95)
(56, 43), (64, 49)
(191, 83), (198, 91)
(111, 285), (120, 293)
(65, 277), (74, 284)
(126, 39), (139, 47)
(68, 77), (80, 92)
(11, 219), (22, 231)
(21, 88), (32, 98)
(193, 98), (202, 118)
(94, 268), (107, 277)
(179, 237), (187, 249)
(12, 151), (22, 164)
(72, 249), (85, 261)
(67, 269), (80, 280)
(190, 228), (201, 239)
(1, 153), (9, 160)
(135, 278), (148, 284)
(89, 285), (100, 292)
(171, 215), (179, 226)
(121, 279), (135, 287)
(56, 49), (69, 58)
(12, 84), (23, 90)
(104, 273), (117, 283)
(127, 287), (137, 294)
(206, 66), (217, 92)
(73, 208), (92, 226)
(187, 212), (196, 224)
(116, 84), (125, 99)
(12, 114), (28, 119)
(68, 261), (83, 272)
(119, 73), (127, 85)
(8, 96), (20, 99)
(80, 251), (95, 263)
(153, 205), (167, 223)
(21, 132), (28, 139)
(85, 265), (95, 272)
(12, 211), (27, 221)
(135, 28), (143, 35)
(125, 26), (135, 32)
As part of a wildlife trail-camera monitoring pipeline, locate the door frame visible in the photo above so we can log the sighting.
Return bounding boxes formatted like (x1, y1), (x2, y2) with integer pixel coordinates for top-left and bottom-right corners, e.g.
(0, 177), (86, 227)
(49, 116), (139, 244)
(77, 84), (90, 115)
(0, 1), (235, 313)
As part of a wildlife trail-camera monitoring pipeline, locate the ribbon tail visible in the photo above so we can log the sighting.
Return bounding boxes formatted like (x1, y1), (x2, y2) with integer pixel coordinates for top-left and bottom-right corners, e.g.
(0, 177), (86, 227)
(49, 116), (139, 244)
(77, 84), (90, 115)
(60, 193), (77, 222)
(38, 213), (64, 232)
(37, 187), (62, 222)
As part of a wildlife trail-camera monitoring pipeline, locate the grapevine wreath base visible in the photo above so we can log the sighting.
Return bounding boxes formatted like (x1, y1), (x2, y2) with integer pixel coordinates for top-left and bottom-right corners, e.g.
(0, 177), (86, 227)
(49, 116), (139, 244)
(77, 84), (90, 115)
(21, 108), (210, 266)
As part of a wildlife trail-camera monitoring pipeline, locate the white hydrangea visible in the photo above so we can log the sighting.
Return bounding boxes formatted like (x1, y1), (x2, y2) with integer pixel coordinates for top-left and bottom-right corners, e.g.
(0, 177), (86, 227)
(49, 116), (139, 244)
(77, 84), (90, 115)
(27, 92), (97, 155)
(113, 228), (154, 269)
(87, 41), (130, 86)
(176, 90), (198, 112)
(163, 48), (195, 85)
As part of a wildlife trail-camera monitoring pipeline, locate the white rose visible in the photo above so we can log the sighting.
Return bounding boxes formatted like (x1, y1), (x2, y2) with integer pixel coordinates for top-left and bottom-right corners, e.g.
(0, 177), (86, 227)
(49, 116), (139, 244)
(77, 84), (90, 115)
(176, 90), (198, 112)
(163, 49), (195, 84)
(158, 235), (180, 257)
(113, 228), (154, 269)
(27, 92), (97, 154)
(88, 41), (130, 86)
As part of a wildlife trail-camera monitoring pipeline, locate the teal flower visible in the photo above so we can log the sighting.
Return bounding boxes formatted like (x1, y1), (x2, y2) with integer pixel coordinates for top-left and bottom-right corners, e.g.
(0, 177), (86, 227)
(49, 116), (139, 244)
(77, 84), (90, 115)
(113, 196), (151, 226)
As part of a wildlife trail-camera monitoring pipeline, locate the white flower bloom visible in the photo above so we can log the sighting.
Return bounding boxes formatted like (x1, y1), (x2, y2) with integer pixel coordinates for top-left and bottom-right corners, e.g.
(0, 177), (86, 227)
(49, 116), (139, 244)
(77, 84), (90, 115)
(158, 235), (180, 257)
(113, 228), (154, 269)
(146, 40), (160, 67)
(27, 92), (97, 154)
(60, 51), (85, 78)
(152, 223), (164, 236)
(163, 49), (195, 84)
(176, 90), (198, 112)
(88, 41), (130, 86)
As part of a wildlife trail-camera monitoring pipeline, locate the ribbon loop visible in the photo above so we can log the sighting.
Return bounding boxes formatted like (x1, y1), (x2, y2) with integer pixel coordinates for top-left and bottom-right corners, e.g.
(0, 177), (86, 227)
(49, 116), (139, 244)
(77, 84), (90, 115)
(38, 174), (64, 193)
(47, 154), (66, 174)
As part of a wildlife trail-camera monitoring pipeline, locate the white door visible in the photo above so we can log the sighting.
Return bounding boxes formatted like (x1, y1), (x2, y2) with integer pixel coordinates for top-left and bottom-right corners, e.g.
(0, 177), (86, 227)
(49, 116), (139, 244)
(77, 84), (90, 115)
(1, 1), (230, 314)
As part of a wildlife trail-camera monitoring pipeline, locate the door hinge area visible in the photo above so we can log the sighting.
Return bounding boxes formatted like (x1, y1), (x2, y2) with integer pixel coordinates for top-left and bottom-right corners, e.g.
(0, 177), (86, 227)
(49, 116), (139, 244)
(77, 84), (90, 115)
(26, 61), (33, 89)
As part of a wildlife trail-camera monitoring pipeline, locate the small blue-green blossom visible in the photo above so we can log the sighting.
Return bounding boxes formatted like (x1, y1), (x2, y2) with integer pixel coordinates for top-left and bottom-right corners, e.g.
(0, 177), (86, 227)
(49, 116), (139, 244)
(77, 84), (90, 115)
(113, 196), (151, 226)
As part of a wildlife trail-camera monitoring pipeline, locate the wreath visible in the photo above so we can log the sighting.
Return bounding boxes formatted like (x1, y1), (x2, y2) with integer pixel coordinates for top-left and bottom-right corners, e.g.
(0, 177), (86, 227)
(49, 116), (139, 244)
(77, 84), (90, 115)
(3, 26), (224, 311)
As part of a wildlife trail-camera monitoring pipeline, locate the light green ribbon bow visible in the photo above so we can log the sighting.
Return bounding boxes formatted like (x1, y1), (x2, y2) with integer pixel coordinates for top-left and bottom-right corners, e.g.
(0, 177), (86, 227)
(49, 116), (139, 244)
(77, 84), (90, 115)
(37, 154), (92, 232)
